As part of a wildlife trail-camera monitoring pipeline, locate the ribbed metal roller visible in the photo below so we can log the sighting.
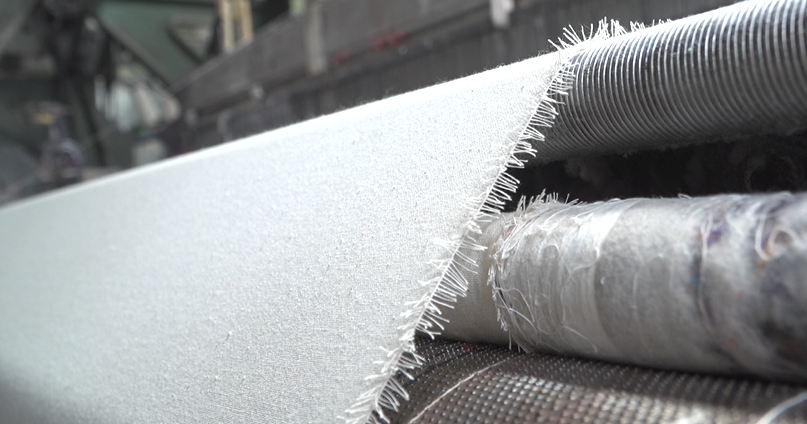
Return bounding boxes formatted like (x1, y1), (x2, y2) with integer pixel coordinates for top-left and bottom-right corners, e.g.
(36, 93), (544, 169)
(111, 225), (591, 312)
(536, 0), (807, 162)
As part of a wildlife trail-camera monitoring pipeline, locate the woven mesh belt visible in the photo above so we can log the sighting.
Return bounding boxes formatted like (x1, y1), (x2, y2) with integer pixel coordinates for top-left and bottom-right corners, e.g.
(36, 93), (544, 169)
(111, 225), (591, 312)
(384, 338), (807, 424)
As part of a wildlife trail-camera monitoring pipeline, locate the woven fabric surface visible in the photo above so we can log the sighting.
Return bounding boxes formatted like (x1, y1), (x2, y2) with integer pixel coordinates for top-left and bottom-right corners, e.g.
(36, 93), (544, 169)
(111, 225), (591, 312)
(0, 51), (567, 424)
(388, 338), (807, 424)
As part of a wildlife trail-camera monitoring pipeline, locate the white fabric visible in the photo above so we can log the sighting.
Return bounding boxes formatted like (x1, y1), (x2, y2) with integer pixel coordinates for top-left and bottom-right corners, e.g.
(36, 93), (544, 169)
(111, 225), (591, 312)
(440, 219), (510, 345)
(0, 53), (562, 423)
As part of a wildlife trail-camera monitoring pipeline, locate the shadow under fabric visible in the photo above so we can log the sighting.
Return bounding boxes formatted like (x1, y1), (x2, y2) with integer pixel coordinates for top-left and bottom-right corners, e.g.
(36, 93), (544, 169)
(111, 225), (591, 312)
(2, 1), (807, 424)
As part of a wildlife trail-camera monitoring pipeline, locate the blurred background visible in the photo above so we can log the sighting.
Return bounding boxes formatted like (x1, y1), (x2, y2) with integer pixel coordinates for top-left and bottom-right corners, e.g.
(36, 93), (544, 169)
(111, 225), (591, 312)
(0, 0), (738, 206)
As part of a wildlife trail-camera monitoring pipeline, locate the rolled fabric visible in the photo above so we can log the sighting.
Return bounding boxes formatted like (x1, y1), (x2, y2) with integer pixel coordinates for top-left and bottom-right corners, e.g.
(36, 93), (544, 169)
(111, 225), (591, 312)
(488, 193), (807, 382)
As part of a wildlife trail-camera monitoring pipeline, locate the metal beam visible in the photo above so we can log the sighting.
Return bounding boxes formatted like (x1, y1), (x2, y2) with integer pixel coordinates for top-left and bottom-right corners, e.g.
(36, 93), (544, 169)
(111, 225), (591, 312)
(95, 0), (214, 84)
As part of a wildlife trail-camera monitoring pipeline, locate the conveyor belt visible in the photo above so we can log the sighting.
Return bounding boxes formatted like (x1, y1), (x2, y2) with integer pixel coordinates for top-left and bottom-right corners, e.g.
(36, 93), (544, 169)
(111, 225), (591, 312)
(385, 338), (807, 424)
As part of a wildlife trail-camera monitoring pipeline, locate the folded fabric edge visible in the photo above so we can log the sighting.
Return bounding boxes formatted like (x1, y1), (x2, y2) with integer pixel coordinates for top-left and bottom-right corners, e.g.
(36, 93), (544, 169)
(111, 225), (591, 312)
(343, 20), (631, 424)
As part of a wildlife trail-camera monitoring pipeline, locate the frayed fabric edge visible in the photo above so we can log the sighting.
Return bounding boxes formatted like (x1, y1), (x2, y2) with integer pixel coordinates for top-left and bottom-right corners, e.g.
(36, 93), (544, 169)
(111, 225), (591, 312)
(342, 19), (627, 424)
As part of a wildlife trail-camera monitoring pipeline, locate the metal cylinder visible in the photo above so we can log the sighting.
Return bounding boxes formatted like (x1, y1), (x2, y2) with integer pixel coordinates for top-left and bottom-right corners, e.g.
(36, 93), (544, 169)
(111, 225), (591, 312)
(536, 0), (807, 162)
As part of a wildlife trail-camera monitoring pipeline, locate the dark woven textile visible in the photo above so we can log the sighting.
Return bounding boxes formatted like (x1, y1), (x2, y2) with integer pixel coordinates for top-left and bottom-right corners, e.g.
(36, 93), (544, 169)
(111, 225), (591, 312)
(383, 338), (807, 424)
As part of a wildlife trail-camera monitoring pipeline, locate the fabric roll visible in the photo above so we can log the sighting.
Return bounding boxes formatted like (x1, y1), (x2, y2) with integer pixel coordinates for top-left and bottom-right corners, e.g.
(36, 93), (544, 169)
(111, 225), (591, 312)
(488, 193), (807, 382)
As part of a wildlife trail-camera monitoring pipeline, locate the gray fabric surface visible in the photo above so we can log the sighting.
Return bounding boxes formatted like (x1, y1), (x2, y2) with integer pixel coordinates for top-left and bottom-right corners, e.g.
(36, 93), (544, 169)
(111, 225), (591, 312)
(0, 52), (563, 423)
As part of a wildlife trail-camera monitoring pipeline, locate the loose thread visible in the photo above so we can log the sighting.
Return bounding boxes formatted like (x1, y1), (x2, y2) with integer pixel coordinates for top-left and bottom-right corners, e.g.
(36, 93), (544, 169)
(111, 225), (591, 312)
(343, 19), (625, 424)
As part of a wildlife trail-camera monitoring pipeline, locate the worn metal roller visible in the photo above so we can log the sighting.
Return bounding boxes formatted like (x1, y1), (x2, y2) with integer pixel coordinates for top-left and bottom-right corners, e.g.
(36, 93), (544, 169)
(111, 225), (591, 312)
(488, 193), (807, 382)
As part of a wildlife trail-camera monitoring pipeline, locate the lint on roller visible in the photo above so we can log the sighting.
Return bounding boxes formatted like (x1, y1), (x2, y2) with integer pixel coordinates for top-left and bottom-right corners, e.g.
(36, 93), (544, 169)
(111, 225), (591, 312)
(486, 193), (807, 382)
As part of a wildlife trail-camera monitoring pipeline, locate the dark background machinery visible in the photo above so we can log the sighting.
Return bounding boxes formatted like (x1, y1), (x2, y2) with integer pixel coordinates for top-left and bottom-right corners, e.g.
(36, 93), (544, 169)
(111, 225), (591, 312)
(6, 0), (807, 247)
(0, 0), (740, 206)
(8, 0), (806, 222)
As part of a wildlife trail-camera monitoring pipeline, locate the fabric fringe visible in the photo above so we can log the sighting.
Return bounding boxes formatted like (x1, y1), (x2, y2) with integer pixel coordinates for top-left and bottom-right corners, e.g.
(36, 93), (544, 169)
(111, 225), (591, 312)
(343, 19), (627, 424)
